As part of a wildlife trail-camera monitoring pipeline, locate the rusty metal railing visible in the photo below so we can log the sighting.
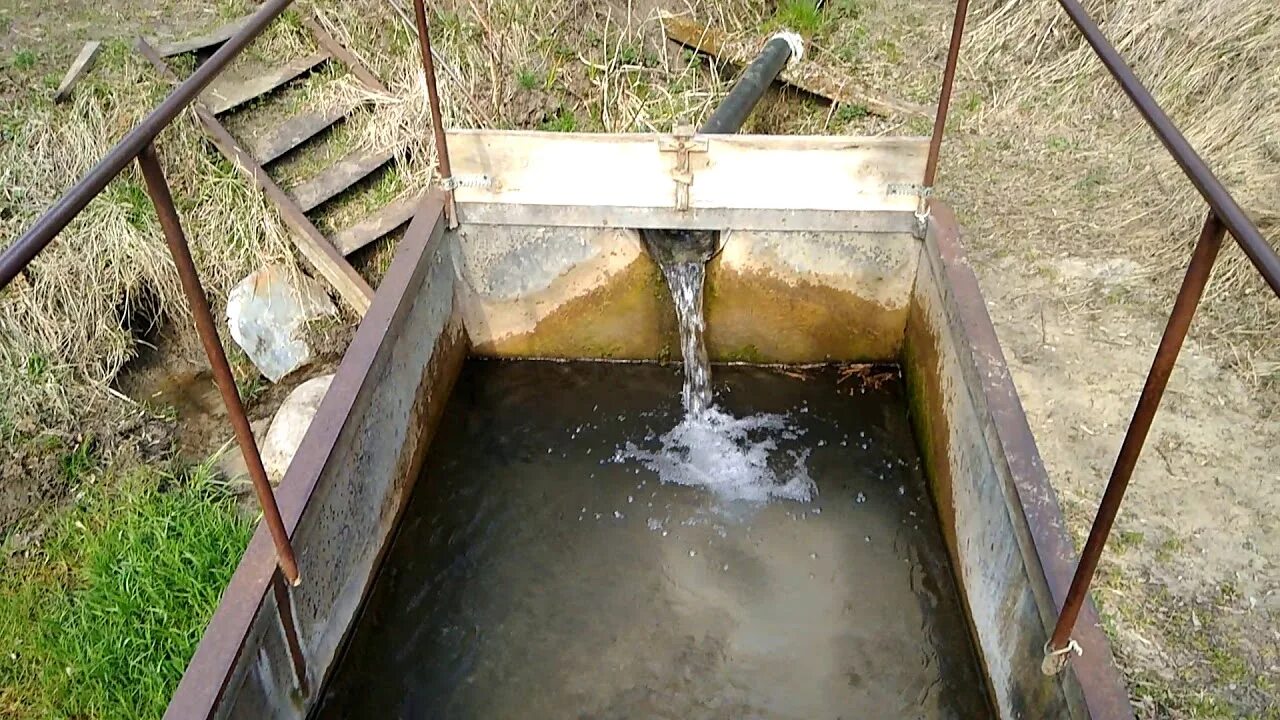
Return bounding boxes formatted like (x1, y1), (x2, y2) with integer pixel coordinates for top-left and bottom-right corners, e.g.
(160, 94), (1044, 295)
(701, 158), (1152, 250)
(923, 0), (1280, 677)
(0, 0), (309, 690)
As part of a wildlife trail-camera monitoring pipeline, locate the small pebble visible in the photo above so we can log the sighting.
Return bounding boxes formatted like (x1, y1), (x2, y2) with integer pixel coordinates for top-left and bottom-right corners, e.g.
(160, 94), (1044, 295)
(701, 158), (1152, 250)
(628, 495), (634, 503)
(689, 550), (697, 557)
(722, 564), (729, 571)
(810, 553), (818, 560)
(614, 511), (623, 519)
(856, 492), (866, 504)
(865, 536), (871, 542)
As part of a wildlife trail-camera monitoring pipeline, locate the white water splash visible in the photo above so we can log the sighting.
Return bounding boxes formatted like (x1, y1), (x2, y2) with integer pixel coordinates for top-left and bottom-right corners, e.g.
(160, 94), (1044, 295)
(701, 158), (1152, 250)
(630, 251), (815, 503)
(615, 407), (816, 503)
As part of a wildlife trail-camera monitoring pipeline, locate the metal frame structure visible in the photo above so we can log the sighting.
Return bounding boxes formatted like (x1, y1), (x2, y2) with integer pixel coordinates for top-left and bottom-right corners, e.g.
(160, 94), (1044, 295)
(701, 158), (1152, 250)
(1, 0), (1277, 696)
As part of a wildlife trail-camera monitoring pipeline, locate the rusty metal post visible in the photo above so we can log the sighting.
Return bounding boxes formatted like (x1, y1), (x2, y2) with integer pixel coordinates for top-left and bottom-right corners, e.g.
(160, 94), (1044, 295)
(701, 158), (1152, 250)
(412, 0), (458, 228)
(136, 143), (301, 586)
(1045, 210), (1225, 672)
(923, 0), (971, 190)
(271, 570), (309, 693)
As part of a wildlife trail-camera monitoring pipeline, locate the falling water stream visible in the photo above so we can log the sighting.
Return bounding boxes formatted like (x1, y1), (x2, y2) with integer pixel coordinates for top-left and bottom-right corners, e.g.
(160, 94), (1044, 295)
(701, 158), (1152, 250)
(660, 260), (713, 418)
(617, 255), (819, 503)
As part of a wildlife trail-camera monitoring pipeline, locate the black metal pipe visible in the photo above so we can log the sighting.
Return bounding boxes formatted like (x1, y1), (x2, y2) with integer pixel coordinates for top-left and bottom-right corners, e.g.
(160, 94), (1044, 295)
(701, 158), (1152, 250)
(700, 35), (795, 134)
(0, 0), (295, 292)
(642, 34), (798, 265)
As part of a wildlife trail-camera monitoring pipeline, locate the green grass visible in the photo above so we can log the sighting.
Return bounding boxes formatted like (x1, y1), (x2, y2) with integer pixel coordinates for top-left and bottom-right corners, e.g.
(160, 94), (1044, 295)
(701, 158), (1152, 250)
(0, 463), (252, 719)
(516, 68), (540, 91)
(11, 49), (36, 70)
(775, 0), (825, 37)
(539, 107), (578, 132)
(834, 103), (869, 125)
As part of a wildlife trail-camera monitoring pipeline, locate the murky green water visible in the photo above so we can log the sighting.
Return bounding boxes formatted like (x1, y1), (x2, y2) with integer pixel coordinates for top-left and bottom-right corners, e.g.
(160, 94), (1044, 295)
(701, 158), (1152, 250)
(315, 361), (992, 719)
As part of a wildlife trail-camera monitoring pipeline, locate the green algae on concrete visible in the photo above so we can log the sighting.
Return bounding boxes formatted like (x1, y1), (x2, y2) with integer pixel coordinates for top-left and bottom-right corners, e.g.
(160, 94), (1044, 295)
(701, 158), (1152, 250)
(470, 256), (681, 360)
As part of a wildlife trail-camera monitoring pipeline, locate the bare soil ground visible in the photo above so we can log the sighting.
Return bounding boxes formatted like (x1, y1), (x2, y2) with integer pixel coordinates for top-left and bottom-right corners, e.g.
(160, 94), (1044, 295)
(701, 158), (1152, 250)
(2, 0), (1278, 717)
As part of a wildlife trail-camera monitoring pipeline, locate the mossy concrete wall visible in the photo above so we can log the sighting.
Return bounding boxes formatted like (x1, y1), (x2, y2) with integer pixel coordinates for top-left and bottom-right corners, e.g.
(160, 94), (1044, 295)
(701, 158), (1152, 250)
(452, 225), (918, 363)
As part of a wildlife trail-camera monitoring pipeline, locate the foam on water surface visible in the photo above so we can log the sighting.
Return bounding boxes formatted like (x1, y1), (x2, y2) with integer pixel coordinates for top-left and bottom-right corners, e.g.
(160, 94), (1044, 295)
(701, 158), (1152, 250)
(614, 407), (816, 503)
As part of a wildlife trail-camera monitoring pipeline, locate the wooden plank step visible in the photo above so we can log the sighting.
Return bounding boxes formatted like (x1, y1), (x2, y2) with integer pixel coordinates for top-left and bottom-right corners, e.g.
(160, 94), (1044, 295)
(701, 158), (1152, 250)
(289, 147), (397, 212)
(248, 101), (357, 164)
(203, 51), (331, 115)
(331, 194), (420, 255)
(150, 15), (252, 58)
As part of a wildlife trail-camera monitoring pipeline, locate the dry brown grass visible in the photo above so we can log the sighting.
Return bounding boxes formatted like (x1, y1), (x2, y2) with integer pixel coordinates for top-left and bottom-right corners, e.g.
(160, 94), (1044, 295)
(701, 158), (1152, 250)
(956, 0), (1280, 385)
(0, 31), (308, 435)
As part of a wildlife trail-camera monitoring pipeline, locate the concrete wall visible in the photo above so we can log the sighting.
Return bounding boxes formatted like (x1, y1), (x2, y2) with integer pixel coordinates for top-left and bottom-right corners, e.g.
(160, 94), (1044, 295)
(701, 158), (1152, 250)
(453, 224), (918, 363)
(165, 197), (468, 720)
(902, 205), (1132, 719)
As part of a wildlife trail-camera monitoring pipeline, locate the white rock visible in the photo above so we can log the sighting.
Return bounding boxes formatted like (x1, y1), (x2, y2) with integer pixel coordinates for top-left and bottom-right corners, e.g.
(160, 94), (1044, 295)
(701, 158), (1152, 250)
(261, 374), (335, 484)
(226, 266), (337, 382)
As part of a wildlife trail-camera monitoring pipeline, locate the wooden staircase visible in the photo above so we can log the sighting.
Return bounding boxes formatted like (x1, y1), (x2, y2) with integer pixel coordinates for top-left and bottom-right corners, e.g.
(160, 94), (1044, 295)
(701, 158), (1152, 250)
(137, 13), (420, 316)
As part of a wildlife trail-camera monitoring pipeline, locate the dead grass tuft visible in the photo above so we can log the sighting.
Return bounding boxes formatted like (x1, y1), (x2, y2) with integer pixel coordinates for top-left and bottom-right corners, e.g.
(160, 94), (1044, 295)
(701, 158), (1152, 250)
(958, 0), (1280, 386)
(0, 40), (295, 435)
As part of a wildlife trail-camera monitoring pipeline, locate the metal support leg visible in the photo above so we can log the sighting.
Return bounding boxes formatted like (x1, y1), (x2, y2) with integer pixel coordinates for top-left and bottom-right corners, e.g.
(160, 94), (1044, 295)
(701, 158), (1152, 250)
(1044, 210), (1225, 672)
(271, 570), (310, 694)
(922, 0), (972, 193)
(136, 143), (301, 586)
(412, 0), (458, 228)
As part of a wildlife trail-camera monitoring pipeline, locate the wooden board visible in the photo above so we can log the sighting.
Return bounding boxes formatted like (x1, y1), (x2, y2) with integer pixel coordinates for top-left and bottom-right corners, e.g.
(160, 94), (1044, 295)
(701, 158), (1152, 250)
(203, 51), (331, 115)
(150, 15), (252, 58)
(661, 14), (933, 119)
(301, 14), (389, 94)
(330, 194), (420, 255)
(53, 41), (102, 102)
(198, 107), (374, 315)
(447, 129), (927, 229)
(289, 147), (397, 212)
(135, 39), (373, 316)
(248, 102), (356, 164)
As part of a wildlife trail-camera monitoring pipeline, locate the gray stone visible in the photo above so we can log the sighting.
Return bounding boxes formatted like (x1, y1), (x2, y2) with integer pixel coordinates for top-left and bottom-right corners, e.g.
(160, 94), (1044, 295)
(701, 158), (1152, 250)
(226, 265), (337, 382)
(214, 417), (270, 490)
(260, 374), (334, 484)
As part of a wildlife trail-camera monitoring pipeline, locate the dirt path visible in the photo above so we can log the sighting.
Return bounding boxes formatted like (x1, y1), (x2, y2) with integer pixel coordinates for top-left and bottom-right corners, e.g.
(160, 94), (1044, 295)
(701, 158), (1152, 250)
(976, 252), (1280, 713)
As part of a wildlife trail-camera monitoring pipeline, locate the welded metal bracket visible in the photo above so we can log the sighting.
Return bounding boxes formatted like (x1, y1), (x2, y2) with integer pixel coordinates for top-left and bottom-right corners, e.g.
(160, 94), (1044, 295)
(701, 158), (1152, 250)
(891, 183), (933, 239)
(440, 174), (491, 191)
(657, 125), (709, 212)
